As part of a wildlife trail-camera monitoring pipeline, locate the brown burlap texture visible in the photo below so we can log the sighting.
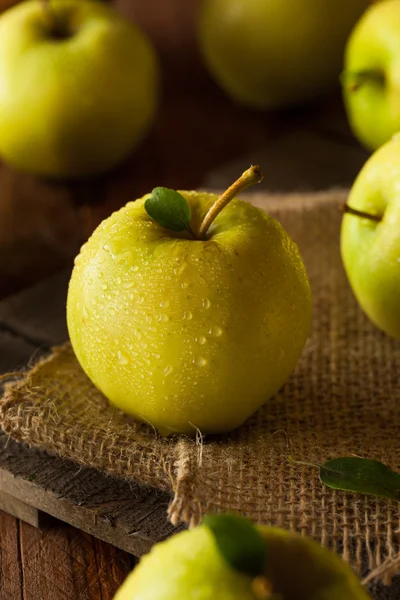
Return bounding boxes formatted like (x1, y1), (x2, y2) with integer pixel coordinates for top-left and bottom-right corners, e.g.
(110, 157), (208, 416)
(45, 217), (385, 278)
(1, 190), (400, 584)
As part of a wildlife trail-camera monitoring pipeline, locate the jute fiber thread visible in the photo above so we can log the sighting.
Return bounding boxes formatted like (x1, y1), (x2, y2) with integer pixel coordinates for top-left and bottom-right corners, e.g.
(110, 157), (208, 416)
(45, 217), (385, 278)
(1, 190), (400, 584)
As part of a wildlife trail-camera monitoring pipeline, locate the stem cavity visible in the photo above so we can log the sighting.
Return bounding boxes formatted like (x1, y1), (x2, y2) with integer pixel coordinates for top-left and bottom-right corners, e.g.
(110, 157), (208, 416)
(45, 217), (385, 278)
(197, 165), (263, 240)
(341, 69), (385, 93)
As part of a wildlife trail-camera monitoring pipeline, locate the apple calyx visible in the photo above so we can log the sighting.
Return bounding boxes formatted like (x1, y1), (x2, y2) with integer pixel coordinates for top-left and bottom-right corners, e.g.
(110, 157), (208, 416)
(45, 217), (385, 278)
(340, 69), (385, 93)
(197, 165), (263, 239)
(343, 203), (382, 223)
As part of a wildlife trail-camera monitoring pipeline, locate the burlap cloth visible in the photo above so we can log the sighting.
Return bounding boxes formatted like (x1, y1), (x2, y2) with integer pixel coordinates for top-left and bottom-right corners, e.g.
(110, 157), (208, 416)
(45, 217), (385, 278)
(1, 190), (400, 585)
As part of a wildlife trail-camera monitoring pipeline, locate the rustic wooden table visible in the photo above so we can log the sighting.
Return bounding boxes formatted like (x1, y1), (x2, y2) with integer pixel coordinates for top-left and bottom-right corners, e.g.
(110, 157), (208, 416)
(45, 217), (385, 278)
(0, 1), (387, 598)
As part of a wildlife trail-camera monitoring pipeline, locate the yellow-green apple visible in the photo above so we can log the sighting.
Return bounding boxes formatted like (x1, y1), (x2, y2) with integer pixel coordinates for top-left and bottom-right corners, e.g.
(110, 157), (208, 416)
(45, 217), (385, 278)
(67, 167), (312, 436)
(341, 136), (400, 339)
(342, 0), (400, 150)
(197, 0), (370, 110)
(113, 514), (371, 600)
(0, 0), (159, 178)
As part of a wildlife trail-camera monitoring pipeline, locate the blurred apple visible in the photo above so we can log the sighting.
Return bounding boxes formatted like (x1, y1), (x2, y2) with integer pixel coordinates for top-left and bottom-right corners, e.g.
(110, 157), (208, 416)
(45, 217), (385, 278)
(341, 135), (400, 339)
(198, 0), (370, 110)
(0, 0), (159, 178)
(342, 0), (400, 150)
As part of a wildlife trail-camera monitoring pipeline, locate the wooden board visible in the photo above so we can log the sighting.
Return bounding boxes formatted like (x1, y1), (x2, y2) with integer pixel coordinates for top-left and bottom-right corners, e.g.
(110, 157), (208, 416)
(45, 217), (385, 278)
(0, 272), (182, 559)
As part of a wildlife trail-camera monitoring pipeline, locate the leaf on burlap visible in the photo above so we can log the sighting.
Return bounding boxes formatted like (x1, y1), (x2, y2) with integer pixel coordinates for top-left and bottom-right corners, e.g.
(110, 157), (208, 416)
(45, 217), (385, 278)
(319, 457), (400, 502)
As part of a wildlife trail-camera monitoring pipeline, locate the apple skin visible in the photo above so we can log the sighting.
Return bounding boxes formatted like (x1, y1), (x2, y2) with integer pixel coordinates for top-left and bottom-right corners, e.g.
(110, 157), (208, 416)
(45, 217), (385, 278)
(342, 0), (400, 151)
(341, 136), (400, 339)
(0, 0), (159, 178)
(67, 192), (312, 436)
(197, 0), (370, 110)
(113, 524), (370, 600)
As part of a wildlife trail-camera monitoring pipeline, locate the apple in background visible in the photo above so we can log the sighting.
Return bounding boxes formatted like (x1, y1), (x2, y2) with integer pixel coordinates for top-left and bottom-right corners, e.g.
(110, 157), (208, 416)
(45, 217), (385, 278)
(197, 0), (370, 110)
(0, 0), (159, 178)
(113, 514), (370, 600)
(341, 135), (400, 339)
(67, 167), (312, 436)
(342, 0), (400, 151)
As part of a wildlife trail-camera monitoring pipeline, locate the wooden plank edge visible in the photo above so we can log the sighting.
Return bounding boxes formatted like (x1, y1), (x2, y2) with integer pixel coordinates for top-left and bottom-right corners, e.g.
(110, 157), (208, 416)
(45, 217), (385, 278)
(0, 467), (172, 557)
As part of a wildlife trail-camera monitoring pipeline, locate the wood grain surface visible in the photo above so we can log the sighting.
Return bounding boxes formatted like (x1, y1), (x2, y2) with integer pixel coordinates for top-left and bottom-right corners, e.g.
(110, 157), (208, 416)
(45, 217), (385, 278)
(0, 511), (133, 600)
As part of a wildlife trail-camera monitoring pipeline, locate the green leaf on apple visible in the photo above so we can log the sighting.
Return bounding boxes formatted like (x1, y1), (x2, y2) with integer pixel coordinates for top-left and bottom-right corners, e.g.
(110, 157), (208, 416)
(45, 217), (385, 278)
(204, 513), (266, 578)
(145, 187), (193, 235)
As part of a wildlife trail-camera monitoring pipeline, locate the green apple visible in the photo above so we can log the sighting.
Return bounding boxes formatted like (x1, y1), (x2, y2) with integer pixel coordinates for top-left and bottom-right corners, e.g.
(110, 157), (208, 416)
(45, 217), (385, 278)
(342, 0), (400, 151)
(197, 0), (370, 110)
(0, 0), (159, 178)
(113, 514), (370, 600)
(67, 167), (312, 436)
(341, 135), (400, 339)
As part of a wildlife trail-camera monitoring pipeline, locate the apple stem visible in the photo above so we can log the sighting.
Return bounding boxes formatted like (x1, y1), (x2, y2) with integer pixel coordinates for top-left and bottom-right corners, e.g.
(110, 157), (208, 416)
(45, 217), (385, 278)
(341, 69), (385, 93)
(251, 576), (274, 599)
(196, 165), (263, 240)
(343, 203), (382, 223)
(40, 0), (63, 38)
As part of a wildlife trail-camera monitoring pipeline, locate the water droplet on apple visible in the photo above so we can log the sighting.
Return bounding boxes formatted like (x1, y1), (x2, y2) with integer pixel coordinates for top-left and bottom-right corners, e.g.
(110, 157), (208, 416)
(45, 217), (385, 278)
(152, 353), (161, 359)
(184, 311), (193, 320)
(101, 283), (108, 291)
(163, 365), (173, 376)
(124, 281), (135, 289)
(160, 299), (170, 308)
(209, 325), (222, 337)
(181, 281), (189, 289)
(198, 336), (206, 345)
(202, 298), (211, 309)
(98, 271), (104, 279)
(194, 356), (207, 367)
(103, 244), (110, 252)
(117, 350), (129, 365)
(115, 276), (121, 285)
(83, 306), (89, 319)
(161, 314), (169, 322)
(178, 261), (188, 275)
(131, 265), (139, 272)
(90, 298), (97, 306)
